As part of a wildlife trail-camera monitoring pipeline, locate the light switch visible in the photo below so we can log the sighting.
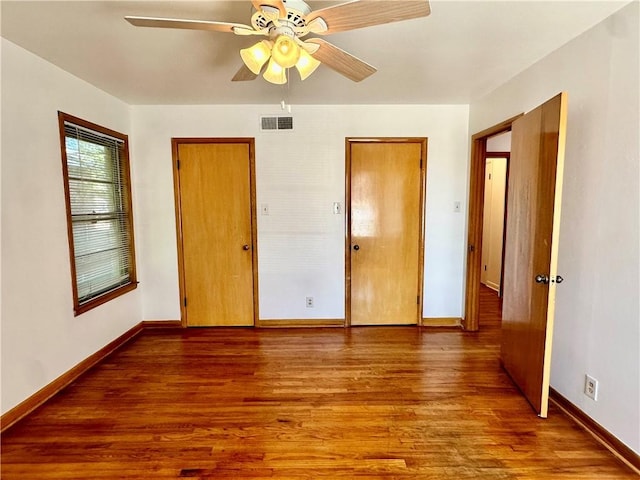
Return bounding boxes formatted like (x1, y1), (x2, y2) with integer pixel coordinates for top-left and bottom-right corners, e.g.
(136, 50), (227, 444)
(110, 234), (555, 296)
(454, 201), (461, 213)
(261, 204), (269, 215)
(333, 202), (342, 215)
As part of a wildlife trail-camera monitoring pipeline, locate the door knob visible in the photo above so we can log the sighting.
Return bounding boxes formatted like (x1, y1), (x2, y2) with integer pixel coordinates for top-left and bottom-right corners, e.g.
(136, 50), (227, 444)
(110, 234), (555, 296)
(535, 274), (549, 284)
(353, 244), (360, 251)
(243, 244), (250, 251)
(555, 275), (564, 284)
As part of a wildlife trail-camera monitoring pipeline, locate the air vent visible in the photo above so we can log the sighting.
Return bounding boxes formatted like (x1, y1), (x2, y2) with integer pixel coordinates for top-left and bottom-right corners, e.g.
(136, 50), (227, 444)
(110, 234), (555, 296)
(261, 116), (294, 131)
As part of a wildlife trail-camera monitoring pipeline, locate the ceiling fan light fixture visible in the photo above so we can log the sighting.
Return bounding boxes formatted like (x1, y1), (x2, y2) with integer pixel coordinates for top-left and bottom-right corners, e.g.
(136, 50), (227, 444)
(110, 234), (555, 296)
(271, 35), (301, 69)
(126, 0), (433, 85)
(240, 40), (272, 75)
(263, 57), (287, 84)
(295, 50), (321, 81)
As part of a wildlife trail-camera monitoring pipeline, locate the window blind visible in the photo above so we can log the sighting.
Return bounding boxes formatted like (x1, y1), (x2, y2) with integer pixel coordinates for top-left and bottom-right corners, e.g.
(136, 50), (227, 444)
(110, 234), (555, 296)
(63, 121), (134, 305)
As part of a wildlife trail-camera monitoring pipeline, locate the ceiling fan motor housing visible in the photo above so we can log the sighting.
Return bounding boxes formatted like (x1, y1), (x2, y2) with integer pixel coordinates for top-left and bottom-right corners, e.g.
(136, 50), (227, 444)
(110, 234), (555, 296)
(252, 0), (315, 40)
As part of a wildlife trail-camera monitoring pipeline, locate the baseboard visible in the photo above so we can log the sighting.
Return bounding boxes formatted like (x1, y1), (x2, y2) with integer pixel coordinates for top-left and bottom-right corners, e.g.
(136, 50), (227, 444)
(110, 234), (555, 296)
(549, 387), (640, 474)
(141, 320), (183, 328)
(1, 321), (145, 434)
(422, 317), (462, 327)
(256, 319), (345, 328)
(482, 281), (500, 292)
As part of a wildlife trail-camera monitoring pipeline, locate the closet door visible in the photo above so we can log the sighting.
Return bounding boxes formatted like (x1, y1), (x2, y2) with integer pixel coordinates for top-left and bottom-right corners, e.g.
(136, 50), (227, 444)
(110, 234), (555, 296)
(175, 139), (257, 326)
(347, 139), (426, 326)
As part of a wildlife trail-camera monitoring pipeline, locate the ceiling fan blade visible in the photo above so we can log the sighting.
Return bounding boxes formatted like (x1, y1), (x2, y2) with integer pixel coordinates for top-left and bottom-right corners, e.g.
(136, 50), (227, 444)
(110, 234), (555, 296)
(305, 0), (431, 35)
(251, 0), (287, 18)
(125, 16), (251, 34)
(234, 27), (270, 36)
(232, 64), (259, 82)
(305, 38), (376, 82)
(295, 37), (320, 55)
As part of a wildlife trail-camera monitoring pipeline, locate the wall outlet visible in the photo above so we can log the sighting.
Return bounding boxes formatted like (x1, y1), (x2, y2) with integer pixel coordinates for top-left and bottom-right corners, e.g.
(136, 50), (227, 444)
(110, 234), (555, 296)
(584, 374), (599, 401)
(305, 296), (314, 308)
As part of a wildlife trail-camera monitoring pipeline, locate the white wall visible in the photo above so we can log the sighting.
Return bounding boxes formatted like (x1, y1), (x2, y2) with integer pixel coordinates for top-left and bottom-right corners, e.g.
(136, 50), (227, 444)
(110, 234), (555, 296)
(1, 39), (142, 414)
(486, 131), (511, 153)
(131, 104), (469, 321)
(469, 2), (639, 454)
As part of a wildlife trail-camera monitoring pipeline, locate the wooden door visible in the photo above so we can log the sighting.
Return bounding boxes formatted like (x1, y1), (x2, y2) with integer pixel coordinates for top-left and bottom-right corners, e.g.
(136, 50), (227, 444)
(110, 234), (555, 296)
(174, 140), (257, 327)
(501, 93), (567, 417)
(347, 139), (426, 326)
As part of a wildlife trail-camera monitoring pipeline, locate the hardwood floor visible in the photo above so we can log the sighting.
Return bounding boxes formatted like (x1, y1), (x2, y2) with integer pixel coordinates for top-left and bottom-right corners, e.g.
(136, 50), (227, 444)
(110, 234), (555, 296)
(479, 283), (502, 328)
(2, 289), (635, 478)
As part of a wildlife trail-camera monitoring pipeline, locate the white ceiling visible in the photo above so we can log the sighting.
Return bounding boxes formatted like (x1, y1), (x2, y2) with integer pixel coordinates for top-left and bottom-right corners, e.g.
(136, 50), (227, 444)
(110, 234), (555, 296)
(1, 1), (629, 105)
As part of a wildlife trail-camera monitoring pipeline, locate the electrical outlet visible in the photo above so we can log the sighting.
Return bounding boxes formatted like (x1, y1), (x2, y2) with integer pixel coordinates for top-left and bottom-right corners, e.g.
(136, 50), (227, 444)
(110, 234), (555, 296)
(584, 374), (599, 401)
(305, 296), (314, 308)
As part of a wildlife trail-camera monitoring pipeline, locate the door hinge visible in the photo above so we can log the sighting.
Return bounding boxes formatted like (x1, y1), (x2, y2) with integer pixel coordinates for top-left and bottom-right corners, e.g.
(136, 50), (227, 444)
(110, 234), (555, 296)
(177, 159), (180, 169)
(183, 297), (187, 307)
(468, 244), (475, 253)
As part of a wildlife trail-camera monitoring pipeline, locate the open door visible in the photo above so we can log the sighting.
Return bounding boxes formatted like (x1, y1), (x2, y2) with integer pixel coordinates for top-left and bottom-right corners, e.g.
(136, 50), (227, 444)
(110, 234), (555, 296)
(501, 93), (568, 417)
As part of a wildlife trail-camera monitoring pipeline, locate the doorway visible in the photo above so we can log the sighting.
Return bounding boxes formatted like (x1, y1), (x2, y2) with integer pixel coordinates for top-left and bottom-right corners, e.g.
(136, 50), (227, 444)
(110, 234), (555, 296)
(345, 138), (427, 326)
(479, 145), (510, 331)
(465, 93), (568, 417)
(172, 138), (258, 327)
(481, 149), (510, 298)
(463, 115), (521, 331)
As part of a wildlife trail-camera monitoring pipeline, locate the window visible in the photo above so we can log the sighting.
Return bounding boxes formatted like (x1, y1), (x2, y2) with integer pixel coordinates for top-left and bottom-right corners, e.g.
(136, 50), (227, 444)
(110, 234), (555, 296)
(58, 112), (137, 315)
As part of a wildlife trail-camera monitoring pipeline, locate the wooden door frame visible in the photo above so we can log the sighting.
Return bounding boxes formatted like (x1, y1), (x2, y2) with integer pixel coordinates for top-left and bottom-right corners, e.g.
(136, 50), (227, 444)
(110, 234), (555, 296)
(345, 137), (428, 327)
(463, 116), (522, 331)
(172, 138), (259, 327)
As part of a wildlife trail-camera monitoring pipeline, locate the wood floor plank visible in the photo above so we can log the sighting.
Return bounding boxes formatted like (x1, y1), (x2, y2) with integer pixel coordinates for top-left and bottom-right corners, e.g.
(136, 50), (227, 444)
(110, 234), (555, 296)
(1, 288), (636, 478)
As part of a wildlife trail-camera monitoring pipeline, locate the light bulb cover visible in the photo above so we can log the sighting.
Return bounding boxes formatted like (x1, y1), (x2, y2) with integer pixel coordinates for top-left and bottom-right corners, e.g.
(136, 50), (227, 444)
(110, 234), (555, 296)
(295, 49), (321, 81)
(263, 58), (287, 85)
(240, 40), (272, 75)
(271, 35), (301, 69)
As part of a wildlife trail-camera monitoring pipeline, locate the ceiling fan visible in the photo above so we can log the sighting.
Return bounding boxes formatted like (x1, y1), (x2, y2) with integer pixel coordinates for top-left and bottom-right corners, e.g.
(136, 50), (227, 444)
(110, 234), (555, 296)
(125, 0), (431, 85)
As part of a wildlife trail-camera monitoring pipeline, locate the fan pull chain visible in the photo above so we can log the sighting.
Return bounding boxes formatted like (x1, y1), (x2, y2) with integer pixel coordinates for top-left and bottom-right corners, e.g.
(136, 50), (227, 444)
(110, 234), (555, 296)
(280, 70), (292, 113)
